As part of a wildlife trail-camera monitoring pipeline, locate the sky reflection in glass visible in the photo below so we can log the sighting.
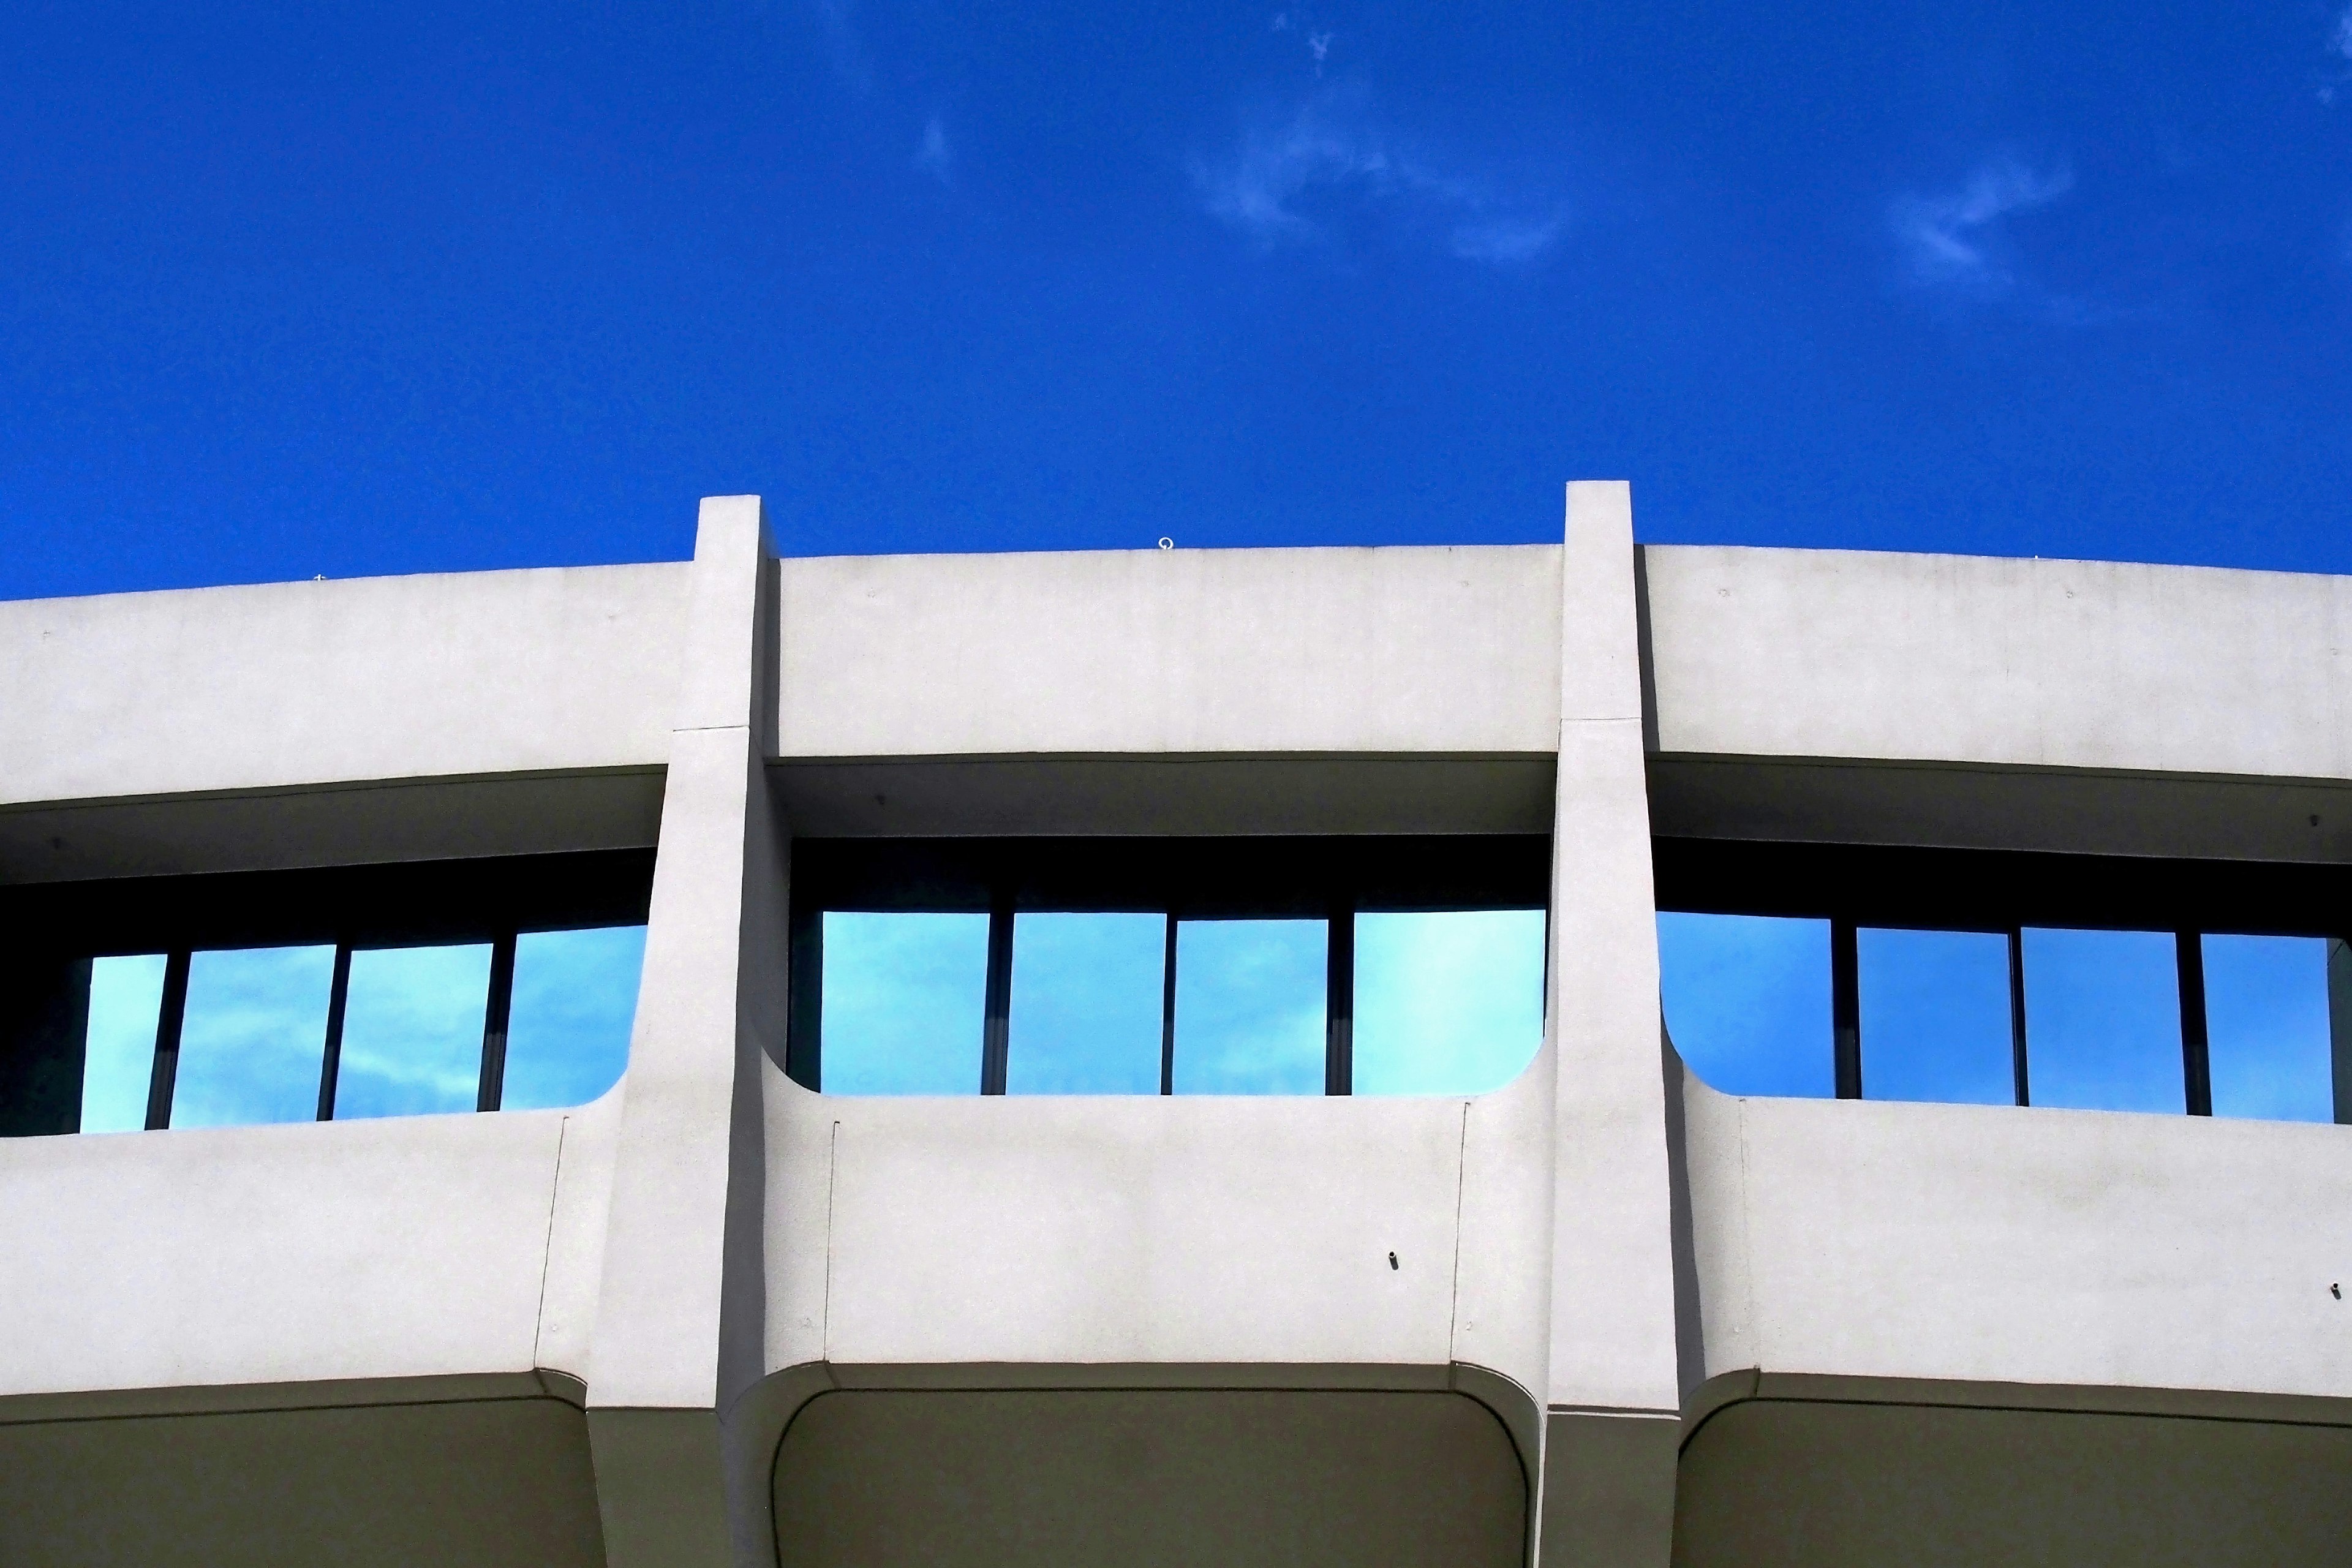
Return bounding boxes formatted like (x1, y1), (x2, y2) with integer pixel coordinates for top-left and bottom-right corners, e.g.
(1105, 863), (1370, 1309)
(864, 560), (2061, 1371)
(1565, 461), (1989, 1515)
(172, 945), (334, 1128)
(1858, 928), (2013, 1106)
(2203, 935), (2332, 1124)
(505, 925), (646, 1110)
(333, 943), (491, 1120)
(1353, 910), (1545, 1096)
(1172, 919), (1325, 1094)
(2021, 929), (2183, 1113)
(82, 954), (165, 1133)
(1656, 913), (1831, 1098)
(1007, 913), (1164, 1095)
(822, 912), (989, 1094)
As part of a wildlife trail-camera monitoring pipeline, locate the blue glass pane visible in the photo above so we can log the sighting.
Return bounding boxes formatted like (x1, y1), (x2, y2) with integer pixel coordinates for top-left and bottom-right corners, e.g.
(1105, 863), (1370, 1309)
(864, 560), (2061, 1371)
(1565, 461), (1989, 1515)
(823, 912), (989, 1094)
(1172, 919), (1325, 1094)
(83, 954), (165, 1133)
(504, 926), (646, 1111)
(332, 944), (491, 1120)
(2204, 935), (2332, 1124)
(1657, 913), (1831, 1097)
(1354, 910), (1545, 1096)
(2021, 929), (2184, 1113)
(173, 946), (334, 1128)
(1007, 913), (1164, 1095)
(1858, 928), (2014, 1106)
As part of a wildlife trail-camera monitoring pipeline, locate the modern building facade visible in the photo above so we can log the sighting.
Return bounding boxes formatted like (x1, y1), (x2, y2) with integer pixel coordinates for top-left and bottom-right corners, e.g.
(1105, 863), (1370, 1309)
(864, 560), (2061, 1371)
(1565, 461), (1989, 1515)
(4, 483), (2351, 1565)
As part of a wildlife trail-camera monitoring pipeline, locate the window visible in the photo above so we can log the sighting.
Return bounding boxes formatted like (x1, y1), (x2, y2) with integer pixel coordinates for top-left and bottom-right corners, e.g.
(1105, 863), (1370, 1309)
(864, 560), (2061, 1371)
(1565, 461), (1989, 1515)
(1172, 919), (1327, 1095)
(2019, 929), (2185, 1114)
(331, 944), (496, 1120)
(172, 946), (339, 1128)
(1654, 839), (2352, 1123)
(80, 955), (167, 1133)
(1352, 910), (1545, 1096)
(1657, 913), (1833, 1098)
(503, 926), (645, 1111)
(1006, 913), (1166, 1095)
(820, 913), (992, 1095)
(1857, 929), (2015, 1106)
(791, 835), (1552, 1097)
(2203, 935), (2334, 1123)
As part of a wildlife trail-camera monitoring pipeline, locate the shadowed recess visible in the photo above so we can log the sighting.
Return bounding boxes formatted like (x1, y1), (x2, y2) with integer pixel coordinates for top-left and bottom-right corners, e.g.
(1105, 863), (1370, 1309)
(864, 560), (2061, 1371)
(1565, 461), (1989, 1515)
(771, 1388), (1525, 1568)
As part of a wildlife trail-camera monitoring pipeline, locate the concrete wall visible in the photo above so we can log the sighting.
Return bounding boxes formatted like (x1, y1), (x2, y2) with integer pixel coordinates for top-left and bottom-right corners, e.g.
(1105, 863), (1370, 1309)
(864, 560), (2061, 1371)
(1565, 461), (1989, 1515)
(1678, 1068), (2352, 1402)
(0, 564), (687, 808)
(775, 545), (1561, 759)
(1645, 546), (2352, 781)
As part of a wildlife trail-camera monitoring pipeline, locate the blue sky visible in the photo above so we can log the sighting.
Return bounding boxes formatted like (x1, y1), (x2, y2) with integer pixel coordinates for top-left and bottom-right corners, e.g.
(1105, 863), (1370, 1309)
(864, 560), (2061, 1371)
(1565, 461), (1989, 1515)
(8, 2), (2352, 600)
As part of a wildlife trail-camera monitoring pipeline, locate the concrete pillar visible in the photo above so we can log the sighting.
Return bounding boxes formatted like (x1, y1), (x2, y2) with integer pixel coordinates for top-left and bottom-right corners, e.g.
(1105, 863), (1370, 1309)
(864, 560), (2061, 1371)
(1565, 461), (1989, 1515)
(586, 497), (791, 1567)
(1535, 482), (1681, 1565)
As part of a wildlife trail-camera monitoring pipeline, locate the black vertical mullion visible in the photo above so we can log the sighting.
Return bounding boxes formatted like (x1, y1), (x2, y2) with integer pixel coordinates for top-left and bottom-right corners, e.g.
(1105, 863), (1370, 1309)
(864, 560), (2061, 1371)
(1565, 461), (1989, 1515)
(1325, 900), (1354, 1096)
(980, 897), (1013, 1096)
(144, 949), (191, 1131)
(477, 931), (517, 1112)
(1159, 913), (1178, 1096)
(1831, 918), (1861, 1099)
(2008, 925), (2030, 1107)
(2177, 930), (2212, 1117)
(316, 943), (353, 1121)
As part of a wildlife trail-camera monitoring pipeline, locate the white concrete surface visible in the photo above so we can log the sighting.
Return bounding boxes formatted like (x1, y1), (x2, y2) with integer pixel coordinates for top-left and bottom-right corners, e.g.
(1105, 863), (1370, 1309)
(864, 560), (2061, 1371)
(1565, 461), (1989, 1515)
(1645, 546), (2352, 781)
(0, 564), (687, 807)
(775, 544), (1561, 759)
(1679, 1068), (2352, 1402)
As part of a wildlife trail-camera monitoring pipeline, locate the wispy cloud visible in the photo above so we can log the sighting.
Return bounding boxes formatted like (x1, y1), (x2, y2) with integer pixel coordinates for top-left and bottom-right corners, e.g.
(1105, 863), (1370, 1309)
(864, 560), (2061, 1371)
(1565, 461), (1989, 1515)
(1891, 157), (2073, 294)
(2323, 5), (2352, 102)
(915, 116), (952, 184)
(1192, 89), (1563, 267)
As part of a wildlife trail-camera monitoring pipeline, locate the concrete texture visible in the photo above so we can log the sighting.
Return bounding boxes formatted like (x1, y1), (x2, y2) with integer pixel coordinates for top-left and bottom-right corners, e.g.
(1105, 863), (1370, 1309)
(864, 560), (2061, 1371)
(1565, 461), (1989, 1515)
(0, 564), (686, 809)
(775, 543), (1561, 758)
(1645, 545), (2352, 782)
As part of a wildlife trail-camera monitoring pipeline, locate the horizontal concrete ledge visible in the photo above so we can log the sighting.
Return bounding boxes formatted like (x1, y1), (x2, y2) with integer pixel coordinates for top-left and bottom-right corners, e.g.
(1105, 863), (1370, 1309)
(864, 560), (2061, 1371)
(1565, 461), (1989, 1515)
(0, 1370), (586, 1428)
(1649, 753), (2352, 864)
(771, 753), (1556, 837)
(0, 767), (666, 883)
(1683, 1370), (2352, 1448)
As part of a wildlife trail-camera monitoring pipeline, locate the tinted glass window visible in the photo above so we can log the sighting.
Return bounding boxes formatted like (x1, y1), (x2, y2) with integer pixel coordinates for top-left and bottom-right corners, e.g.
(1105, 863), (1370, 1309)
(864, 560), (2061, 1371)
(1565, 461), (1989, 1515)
(1353, 910), (1545, 1095)
(1858, 928), (2013, 1106)
(1171, 919), (1325, 1094)
(503, 925), (646, 1110)
(172, 945), (335, 1128)
(822, 912), (990, 1093)
(2020, 928), (2184, 1113)
(1656, 913), (1831, 1097)
(333, 944), (492, 1120)
(1007, 913), (1165, 1095)
(81, 954), (165, 1133)
(2203, 934), (2333, 1123)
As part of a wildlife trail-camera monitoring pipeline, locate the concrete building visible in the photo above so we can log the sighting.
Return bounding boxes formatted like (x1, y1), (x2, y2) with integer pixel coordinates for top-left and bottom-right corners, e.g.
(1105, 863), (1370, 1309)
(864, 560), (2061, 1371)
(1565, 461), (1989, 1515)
(4, 483), (2351, 1565)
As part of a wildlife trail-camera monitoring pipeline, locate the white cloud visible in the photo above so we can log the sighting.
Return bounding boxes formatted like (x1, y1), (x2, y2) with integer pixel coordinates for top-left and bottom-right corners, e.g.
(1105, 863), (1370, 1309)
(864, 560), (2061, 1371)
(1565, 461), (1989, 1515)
(1891, 157), (2073, 293)
(1193, 91), (1562, 266)
(1451, 215), (1562, 265)
(915, 116), (952, 184)
(2336, 4), (2352, 61)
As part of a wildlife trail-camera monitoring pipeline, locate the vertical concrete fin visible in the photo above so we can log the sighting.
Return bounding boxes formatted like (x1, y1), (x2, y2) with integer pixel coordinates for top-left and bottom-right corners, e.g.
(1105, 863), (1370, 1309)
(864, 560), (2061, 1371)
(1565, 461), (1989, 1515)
(1536, 481), (1681, 1567)
(586, 496), (785, 1568)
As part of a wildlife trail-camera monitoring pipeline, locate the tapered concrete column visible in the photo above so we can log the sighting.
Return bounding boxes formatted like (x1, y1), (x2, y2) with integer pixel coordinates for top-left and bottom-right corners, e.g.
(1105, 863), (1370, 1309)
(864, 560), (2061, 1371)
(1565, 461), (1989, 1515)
(586, 497), (791, 1567)
(1536, 482), (1681, 1566)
